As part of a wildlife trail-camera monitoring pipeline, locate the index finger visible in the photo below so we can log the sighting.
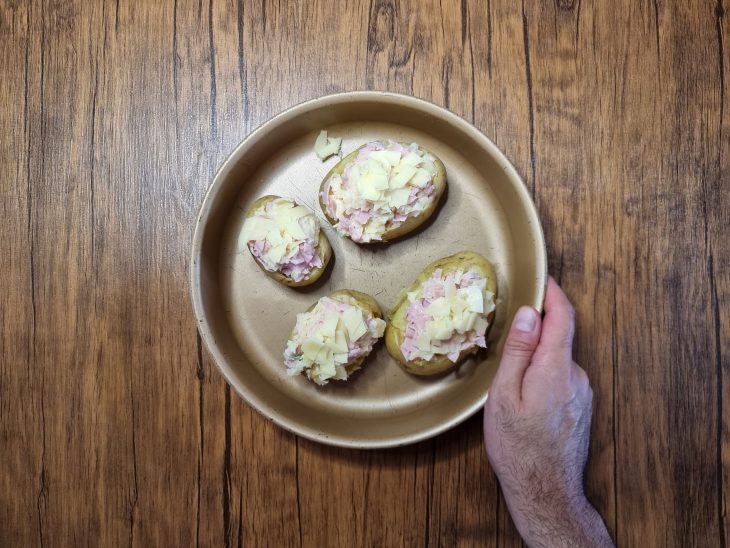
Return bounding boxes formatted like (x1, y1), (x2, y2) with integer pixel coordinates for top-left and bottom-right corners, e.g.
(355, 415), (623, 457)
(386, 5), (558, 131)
(535, 276), (576, 361)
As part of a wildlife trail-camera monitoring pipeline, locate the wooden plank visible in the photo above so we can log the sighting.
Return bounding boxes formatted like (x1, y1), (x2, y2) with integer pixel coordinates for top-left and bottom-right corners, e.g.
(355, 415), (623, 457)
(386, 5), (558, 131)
(656, 4), (725, 541)
(172, 0), (240, 545)
(0, 2), (41, 545)
(711, 3), (729, 544)
(17, 0), (129, 543)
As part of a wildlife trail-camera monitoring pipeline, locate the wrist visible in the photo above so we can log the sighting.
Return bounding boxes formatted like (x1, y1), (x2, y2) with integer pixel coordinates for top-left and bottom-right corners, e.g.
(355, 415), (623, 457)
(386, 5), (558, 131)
(506, 490), (613, 548)
(558, 496), (613, 548)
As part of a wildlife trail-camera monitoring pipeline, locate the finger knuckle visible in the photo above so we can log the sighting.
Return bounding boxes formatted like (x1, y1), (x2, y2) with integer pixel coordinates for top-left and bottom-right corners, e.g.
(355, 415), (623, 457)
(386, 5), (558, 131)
(566, 303), (576, 323)
(584, 374), (592, 392)
(573, 362), (588, 380)
(532, 350), (566, 370)
(504, 335), (536, 357)
(560, 306), (577, 348)
(561, 327), (575, 349)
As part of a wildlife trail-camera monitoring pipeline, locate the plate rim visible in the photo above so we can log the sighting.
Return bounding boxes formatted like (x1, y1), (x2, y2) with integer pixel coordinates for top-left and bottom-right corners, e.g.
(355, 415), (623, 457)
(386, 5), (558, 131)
(190, 91), (547, 449)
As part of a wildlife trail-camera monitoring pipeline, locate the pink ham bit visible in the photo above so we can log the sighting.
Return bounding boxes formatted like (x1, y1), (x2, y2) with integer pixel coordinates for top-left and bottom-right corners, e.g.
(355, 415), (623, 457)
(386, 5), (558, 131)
(249, 239), (268, 258)
(408, 187), (420, 203)
(401, 339), (415, 358)
(280, 240), (324, 281)
(351, 223), (365, 242)
(353, 209), (372, 225)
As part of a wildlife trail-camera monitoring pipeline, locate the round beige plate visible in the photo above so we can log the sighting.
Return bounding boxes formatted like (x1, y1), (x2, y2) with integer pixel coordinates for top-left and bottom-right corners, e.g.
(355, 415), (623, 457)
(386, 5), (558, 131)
(190, 92), (546, 448)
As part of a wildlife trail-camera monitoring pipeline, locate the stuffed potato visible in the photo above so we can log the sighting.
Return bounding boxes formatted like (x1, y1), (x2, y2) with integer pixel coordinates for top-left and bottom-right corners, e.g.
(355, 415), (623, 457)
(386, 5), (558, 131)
(385, 251), (497, 376)
(240, 195), (332, 287)
(283, 290), (386, 385)
(319, 140), (447, 243)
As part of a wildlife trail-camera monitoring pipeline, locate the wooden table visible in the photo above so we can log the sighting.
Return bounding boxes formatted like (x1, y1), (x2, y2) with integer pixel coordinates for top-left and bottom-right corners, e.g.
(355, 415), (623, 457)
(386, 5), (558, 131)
(2, 0), (728, 545)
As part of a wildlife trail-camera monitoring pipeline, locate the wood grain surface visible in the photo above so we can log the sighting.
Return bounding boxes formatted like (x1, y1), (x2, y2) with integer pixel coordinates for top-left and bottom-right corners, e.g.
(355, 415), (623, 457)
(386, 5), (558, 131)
(1, 0), (728, 546)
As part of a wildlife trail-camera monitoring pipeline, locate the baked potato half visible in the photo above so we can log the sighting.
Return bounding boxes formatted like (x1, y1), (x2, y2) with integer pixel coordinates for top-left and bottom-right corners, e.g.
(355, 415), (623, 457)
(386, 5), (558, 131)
(385, 251), (497, 376)
(241, 195), (332, 287)
(283, 290), (386, 385)
(319, 140), (447, 243)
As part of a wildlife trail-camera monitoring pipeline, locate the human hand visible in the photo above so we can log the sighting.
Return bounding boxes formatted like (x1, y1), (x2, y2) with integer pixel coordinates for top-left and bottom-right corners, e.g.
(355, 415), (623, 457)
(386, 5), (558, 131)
(483, 277), (613, 547)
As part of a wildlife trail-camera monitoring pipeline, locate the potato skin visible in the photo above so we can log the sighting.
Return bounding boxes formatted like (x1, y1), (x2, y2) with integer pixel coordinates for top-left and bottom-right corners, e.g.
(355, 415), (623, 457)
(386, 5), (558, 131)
(244, 195), (332, 287)
(385, 251), (498, 376)
(318, 142), (447, 243)
(289, 290), (384, 375)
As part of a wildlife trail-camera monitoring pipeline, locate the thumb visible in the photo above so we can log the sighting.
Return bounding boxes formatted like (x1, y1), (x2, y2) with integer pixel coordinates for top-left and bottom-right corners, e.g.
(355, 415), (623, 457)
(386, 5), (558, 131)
(491, 306), (542, 402)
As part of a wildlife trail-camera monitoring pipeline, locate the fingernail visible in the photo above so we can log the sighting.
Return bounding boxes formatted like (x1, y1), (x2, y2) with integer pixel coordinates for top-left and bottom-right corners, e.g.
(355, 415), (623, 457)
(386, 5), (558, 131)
(513, 307), (536, 332)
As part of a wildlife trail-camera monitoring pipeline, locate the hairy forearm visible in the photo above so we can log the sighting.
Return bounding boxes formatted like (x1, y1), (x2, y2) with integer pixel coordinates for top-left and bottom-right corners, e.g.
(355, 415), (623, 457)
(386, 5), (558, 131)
(507, 492), (614, 548)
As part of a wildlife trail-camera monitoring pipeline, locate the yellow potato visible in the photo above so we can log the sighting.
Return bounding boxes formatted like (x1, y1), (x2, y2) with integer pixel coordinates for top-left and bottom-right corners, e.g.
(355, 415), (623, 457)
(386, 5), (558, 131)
(319, 141), (447, 242)
(290, 290), (384, 376)
(244, 195), (332, 287)
(385, 251), (498, 376)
